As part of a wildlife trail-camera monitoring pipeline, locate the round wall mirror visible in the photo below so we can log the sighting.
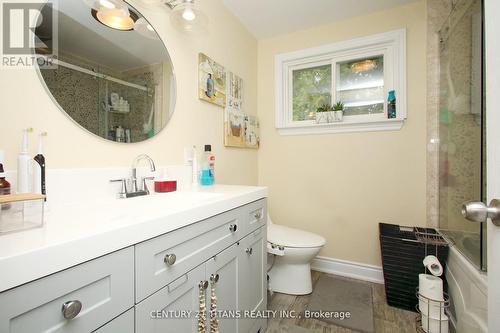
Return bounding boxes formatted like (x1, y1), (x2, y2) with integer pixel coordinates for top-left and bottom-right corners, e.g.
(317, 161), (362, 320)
(35, 0), (176, 143)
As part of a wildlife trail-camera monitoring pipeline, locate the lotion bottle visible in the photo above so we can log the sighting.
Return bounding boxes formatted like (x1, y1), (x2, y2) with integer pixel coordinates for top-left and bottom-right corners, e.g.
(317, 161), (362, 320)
(17, 128), (33, 193)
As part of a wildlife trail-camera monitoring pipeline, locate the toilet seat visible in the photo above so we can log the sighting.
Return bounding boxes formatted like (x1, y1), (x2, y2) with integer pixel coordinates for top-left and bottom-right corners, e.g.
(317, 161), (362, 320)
(268, 224), (326, 248)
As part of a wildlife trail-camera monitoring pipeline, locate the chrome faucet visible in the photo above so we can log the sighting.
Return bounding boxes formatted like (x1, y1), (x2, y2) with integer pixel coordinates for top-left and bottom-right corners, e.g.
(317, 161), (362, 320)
(131, 154), (156, 193)
(110, 154), (156, 199)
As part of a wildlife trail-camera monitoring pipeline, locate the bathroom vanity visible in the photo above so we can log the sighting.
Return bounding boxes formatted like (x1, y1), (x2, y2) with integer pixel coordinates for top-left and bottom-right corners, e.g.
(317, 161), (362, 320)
(0, 185), (268, 333)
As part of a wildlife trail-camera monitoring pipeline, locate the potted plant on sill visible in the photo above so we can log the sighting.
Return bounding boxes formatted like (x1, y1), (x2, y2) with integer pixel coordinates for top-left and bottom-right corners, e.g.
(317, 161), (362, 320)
(332, 101), (344, 122)
(315, 104), (334, 124)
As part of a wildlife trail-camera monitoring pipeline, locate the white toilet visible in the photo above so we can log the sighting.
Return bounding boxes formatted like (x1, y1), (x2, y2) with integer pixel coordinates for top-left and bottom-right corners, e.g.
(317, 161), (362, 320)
(267, 214), (326, 295)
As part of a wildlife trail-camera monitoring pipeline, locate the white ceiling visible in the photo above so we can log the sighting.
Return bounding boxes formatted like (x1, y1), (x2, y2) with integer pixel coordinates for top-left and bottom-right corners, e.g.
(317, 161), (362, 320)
(42, 0), (171, 72)
(222, 0), (419, 39)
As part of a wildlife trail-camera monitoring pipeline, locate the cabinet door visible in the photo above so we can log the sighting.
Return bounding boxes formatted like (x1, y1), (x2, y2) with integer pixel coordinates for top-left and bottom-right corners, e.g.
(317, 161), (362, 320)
(206, 243), (241, 333)
(239, 227), (267, 333)
(135, 264), (206, 333)
(135, 208), (243, 302)
(0, 247), (134, 333)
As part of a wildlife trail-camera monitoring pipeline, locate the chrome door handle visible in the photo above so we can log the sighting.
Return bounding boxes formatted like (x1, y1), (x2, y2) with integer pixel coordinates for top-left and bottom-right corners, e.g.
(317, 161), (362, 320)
(462, 199), (500, 225)
(61, 300), (82, 320)
(210, 273), (220, 284)
(199, 280), (209, 289)
(229, 224), (238, 232)
(246, 247), (253, 255)
(164, 253), (177, 266)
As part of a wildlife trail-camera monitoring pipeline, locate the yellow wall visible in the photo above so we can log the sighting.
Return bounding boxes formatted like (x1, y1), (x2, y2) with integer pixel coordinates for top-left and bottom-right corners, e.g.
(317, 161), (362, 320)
(0, 0), (258, 185)
(257, 1), (427, 266)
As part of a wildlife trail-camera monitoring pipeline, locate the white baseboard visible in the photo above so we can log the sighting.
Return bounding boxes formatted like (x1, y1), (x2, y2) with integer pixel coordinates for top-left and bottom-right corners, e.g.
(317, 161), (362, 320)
(311, 256), (384, 284)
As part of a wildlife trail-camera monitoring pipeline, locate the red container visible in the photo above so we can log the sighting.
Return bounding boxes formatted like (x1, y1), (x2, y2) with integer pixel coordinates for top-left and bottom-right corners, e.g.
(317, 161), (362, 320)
(154, 180), (177, 193)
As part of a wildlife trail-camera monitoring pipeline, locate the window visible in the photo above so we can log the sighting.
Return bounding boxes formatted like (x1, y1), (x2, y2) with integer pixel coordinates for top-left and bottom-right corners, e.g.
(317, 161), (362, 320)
(292, 63), (331, 121)
(275, 29), (406, 135)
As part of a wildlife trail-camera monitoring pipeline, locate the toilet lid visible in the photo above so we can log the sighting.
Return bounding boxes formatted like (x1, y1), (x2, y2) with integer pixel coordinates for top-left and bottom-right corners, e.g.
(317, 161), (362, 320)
(267, 224), (326, 248)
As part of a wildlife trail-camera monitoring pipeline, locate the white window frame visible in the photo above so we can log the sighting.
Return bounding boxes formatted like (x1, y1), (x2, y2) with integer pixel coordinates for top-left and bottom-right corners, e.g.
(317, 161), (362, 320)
(275, 29), (407, 135)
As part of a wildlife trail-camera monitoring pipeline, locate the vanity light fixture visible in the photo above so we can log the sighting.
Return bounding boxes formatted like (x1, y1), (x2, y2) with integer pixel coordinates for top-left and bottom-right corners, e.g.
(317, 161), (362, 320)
(165, 0), (208, 32)
(92, 8), (139, 31)
(85, 0), (139, 31)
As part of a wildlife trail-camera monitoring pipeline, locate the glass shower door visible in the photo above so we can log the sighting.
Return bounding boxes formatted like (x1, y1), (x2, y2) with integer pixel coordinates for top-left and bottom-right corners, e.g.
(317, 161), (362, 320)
(438, 0), (485, 270)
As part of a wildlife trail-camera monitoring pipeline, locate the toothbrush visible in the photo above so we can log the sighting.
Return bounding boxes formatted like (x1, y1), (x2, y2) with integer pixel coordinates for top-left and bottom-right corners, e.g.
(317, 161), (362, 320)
(33, 132), (47, 199)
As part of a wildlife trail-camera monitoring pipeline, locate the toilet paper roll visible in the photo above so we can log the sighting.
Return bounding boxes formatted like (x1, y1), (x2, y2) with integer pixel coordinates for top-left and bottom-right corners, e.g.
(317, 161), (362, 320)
(421, 313), (449, 333)
(419, 296), (445, 319)
(423, 255), (443, 277)
(419, 274), (444, 301)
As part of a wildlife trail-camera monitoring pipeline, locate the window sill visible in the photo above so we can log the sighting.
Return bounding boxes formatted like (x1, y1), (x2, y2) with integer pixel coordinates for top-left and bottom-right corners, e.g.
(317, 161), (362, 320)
(276, 118), (405, 136)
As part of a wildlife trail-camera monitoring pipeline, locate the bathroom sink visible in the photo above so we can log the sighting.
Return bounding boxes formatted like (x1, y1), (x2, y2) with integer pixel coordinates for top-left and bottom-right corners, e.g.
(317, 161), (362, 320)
(138, 191), (224, 211)
(47, 190), (224, 230)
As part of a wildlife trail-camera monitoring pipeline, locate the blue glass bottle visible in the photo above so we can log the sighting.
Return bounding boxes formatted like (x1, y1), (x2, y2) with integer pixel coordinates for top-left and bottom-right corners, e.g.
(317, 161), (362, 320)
(388, 90), (397, 119)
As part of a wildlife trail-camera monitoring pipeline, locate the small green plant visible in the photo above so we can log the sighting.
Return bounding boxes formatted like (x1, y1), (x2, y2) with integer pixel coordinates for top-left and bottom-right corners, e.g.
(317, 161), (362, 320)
(333, 101), (344, 111)
(317, 104), (336, 113)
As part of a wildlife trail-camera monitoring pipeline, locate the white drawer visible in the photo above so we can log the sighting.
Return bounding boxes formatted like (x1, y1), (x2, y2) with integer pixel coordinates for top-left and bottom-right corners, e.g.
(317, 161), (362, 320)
(93, 309), (134, 333)
(245, 199), (267, 234)
(135, 208), (243, 301)
(135, 264), (206, 333)
(0, 247), (134, 333)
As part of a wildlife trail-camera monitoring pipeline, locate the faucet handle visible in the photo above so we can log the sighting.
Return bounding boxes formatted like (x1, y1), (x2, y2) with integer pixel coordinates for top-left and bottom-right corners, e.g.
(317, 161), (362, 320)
(110, 178), (128, 198)
(141, 176), (155, 194)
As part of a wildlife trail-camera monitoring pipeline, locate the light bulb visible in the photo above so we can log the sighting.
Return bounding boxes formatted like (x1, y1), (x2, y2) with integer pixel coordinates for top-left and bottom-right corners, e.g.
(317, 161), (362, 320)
(99, 0), (116, 9)
(182, 7), (196, 21)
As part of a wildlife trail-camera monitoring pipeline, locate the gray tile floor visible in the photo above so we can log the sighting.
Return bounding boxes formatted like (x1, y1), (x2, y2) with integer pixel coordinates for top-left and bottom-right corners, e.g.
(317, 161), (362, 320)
(266, 271), (419, 333)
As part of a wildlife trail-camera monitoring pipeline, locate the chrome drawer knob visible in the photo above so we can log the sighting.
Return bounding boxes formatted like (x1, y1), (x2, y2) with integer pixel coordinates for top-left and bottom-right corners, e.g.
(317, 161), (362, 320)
(210, 273), (220, 284)
(229, 224), (238, 232)
(164, 254), (177, 266)
(62, 300), (82, 320)
(254, 212), (262, 219)
(246, 247), (253, 255)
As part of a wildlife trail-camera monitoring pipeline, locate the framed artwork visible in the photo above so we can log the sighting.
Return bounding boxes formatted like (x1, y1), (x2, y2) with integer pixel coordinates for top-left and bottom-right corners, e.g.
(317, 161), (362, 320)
(225, 108), (247, 148)
(244, 115), (260, 149)
(224, 71), (260, 149)
(228, 71), (243, 110)
(198, 53), (226, 107)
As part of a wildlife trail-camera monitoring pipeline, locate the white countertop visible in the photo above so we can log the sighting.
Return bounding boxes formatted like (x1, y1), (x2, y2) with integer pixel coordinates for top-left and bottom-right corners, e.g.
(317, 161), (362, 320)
(0, 185), (267, 292)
